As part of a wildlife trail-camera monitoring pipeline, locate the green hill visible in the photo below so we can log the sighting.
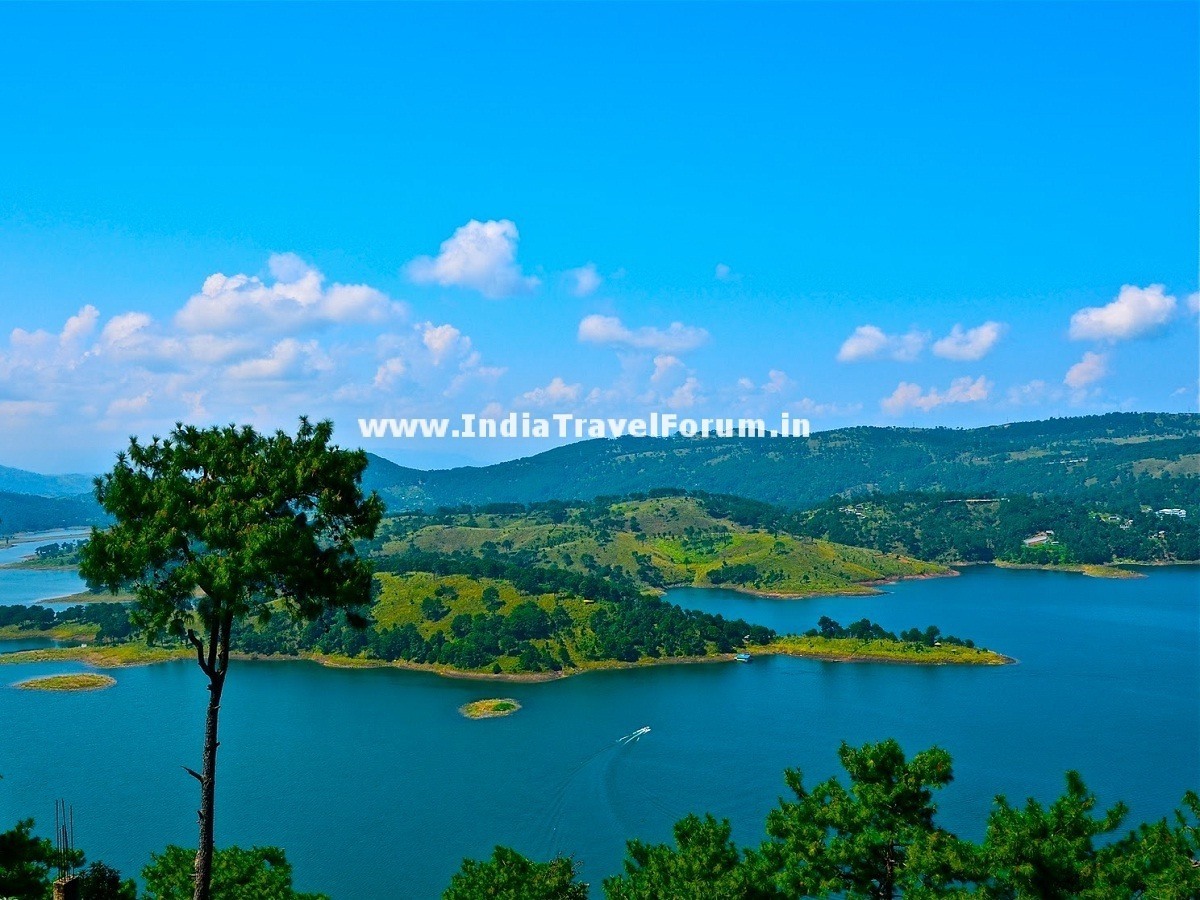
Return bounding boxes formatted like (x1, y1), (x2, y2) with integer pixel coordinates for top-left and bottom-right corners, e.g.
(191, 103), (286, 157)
(366, 412), (1200, 511)
(0, 490), (107, 536)
(797, 491), (1198, 565)
(376, 494), (944, 596)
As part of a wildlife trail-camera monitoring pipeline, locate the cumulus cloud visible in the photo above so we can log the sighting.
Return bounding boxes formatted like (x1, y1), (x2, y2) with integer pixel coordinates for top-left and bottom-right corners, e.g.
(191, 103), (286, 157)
(177, 253), (404, 333)
(881, 376), (992, 414)
(420, 323), (466, 365)
(225, 339), (330, 381)
(932, 321), (1006, 361)
(666, 376), (702, 409)
(0, 260), (513, 464)
(578, 314), (709, 353)
(761, 369), (792, 394)
(373, 357), (406, 389)
(651, 354), (684, 383)
(837, 325), (928, 362)
(521, 376), (581, 406)
(61, 305), (100, 347)
(1069, 284), (1177, 342)
(100, 312), (154, 353)
(565, 263), (602, 297)
(1064, 351), (1108, 389)
(406, 219), (540, 299)
(714, 263), (738, 282)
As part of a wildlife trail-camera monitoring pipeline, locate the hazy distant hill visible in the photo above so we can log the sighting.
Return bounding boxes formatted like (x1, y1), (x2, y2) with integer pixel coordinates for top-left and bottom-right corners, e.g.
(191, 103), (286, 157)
(367, 413), (1200, 511)
(0, 465), (96, 497)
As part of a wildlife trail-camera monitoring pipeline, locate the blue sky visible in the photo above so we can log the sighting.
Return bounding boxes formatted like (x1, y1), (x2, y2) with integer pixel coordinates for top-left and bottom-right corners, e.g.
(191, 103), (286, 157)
(0, 2), (1195, 472)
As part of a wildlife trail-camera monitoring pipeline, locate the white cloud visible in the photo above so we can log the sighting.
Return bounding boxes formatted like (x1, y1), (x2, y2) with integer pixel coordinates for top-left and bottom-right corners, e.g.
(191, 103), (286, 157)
(837, 325), (928, 362)
(521, 376), (581, 406)
(1069, 284), (1177, 342)
(578, 314), (709, 353)
(932, 321), (1006, 361)
(651, 354), (684, 383)
(100, 312), (154, 352)
(0, 260), (515, 464)
(881, 376), (992, 414)
(565, 263), (602, 297)
(1187, 292), (1199, 315)
(226, 339), (328, 381)
(373, 357), (406, 389)
(421, 323), (466, 365)
(666, 376), (702, 409)
(61, 305), (100, 347)
(762, 369), (791, 394)
(1064, 351), (1108, 389)
(406, 219), (540, 299)
(714, 263), (738, 282)
(106, 391), (153, 417)
(177, 253), (404, 333)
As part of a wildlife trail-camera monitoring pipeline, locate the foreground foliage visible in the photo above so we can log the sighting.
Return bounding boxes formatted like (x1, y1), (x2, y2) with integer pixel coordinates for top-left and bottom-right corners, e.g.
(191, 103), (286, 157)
(444, 739), (1200, 899)
(0, 819), (135, 900)
(141, 846), (327, 900)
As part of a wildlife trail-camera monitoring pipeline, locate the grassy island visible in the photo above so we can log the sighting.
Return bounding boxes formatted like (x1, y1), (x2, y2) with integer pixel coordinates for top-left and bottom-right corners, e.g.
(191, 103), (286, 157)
(994, 561), (1145, 579)
(15, 672), (116, 691)
(761, 636), (1012, 666)
(460, 698), (521, 718)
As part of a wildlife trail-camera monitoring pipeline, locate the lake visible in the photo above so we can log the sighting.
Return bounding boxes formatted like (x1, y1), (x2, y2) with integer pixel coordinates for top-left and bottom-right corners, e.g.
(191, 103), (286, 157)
(0, 565), (1196, 898)
(0, 529), (89, 609)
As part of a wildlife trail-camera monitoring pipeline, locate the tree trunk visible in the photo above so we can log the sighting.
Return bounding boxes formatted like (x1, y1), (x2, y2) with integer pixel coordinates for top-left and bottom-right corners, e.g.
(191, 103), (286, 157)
(190, 613), (232, 900)
(192, 668), (225, 900)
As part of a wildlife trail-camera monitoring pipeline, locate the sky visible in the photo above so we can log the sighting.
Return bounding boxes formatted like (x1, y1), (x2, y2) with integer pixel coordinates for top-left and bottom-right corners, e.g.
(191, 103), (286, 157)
(0, 2), (1196, 474)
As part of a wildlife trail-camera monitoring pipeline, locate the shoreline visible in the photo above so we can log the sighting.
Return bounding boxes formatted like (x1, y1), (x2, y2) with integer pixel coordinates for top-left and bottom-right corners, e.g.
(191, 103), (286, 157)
(0, 635), (1013, 681)
(658, 566), (958, 600)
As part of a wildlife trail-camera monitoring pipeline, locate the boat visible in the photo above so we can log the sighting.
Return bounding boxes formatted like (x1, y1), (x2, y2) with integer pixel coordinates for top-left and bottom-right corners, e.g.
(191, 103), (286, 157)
(735, 652), (752, 662)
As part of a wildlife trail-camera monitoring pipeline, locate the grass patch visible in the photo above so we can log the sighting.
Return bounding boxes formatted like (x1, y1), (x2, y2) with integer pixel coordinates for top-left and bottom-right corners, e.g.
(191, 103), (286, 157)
(392, 496), (946, 598)
(762, 636), (1011, 666)
(459, 697), (522, 718)
(0, 644), (188, 668)
(15, 673), (116, 692)
(995, 561), (1145, 579)
(0, 623), (99, 641)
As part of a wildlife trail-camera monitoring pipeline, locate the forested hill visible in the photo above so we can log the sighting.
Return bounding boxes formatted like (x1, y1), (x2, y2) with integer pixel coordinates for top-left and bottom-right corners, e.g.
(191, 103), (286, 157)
(0, 490), (107, 536)
(367, 412), (1200, 511)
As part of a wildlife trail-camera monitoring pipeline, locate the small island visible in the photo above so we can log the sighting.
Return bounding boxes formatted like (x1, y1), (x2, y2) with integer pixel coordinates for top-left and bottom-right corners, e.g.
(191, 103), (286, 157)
(15, 673), (116, 692)
(459, 698), (521, 719)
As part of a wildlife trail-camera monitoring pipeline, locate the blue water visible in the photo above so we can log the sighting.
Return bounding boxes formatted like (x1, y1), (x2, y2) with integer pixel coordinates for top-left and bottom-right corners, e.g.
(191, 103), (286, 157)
(0, 529), (89, 608)
(0, 566), (1196, 898)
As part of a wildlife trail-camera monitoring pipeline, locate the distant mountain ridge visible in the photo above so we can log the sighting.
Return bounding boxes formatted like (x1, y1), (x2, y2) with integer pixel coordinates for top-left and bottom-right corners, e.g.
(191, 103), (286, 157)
(2, 413), (1196, 535)
(0, 465), (96, 497)
(0, 466), (103, 536)
(364, 412), (1200, 511)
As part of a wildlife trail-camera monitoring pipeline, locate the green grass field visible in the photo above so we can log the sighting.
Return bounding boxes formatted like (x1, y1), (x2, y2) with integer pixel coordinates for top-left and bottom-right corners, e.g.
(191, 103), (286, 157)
(385, 496), (945, 596)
